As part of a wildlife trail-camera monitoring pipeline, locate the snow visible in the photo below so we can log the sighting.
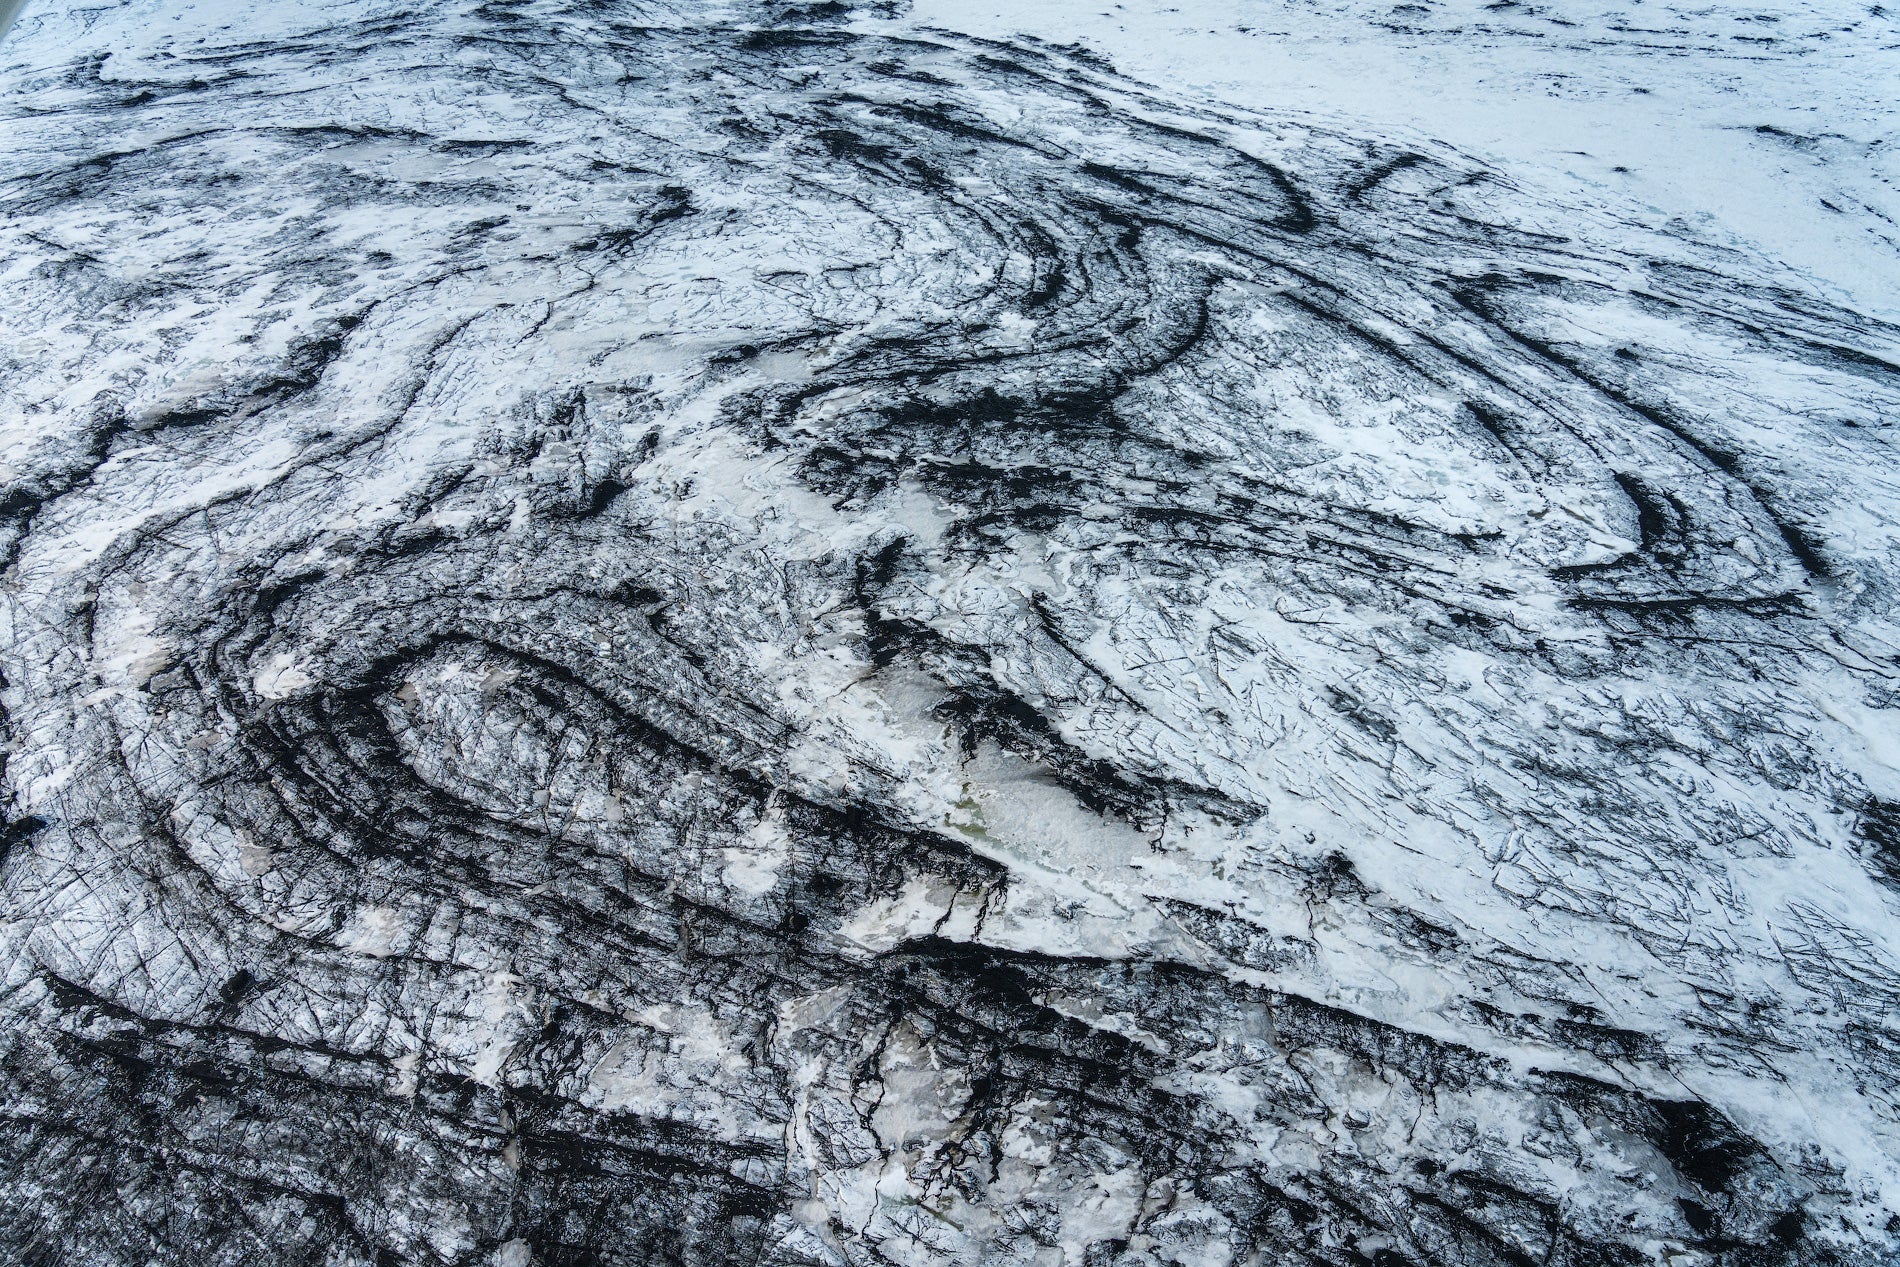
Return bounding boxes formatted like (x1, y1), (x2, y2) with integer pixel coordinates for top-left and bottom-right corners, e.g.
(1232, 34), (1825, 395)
(2, 0), (1898, 1263)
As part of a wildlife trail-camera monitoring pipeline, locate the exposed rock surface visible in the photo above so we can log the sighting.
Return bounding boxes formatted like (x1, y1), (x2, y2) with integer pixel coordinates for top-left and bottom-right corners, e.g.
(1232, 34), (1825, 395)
(3, 2), (1899, 1264)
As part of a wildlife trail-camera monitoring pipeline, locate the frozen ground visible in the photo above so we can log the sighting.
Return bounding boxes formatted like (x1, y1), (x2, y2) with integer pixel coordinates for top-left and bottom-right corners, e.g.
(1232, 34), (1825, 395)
(1, 2), (1898, 1265)
(910, 0), (1900, 322)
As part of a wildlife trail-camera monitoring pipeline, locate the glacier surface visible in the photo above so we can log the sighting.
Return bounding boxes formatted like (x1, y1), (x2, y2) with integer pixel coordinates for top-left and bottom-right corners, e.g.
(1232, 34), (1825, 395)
(2, 1), (1899, 1264)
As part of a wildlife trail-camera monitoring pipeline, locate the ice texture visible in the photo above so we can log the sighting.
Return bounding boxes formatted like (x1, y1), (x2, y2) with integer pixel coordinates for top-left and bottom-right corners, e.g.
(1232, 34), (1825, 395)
(2, 2), (1899, 1264)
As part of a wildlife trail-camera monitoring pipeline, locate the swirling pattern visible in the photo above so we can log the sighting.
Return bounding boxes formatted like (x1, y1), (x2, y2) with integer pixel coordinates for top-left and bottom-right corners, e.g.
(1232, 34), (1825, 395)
(4, 2), (1900, 1264)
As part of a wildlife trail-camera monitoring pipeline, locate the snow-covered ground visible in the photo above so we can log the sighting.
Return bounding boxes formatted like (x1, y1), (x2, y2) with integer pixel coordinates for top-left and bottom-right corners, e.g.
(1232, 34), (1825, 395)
(908, 0), (1900, 320)
(1, 2), (1898, 1265)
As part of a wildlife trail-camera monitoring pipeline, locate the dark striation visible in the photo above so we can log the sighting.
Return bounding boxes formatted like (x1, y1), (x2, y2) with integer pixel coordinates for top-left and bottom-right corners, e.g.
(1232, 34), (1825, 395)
(2, 1), (1899, 1264)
